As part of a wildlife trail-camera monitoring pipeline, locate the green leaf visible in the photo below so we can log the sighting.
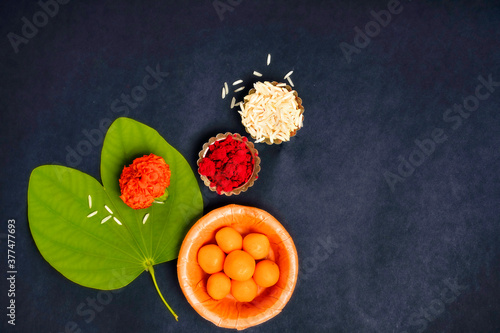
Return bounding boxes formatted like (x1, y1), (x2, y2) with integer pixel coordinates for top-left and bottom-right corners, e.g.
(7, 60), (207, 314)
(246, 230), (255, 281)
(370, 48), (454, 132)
(28, 117), (203, 320)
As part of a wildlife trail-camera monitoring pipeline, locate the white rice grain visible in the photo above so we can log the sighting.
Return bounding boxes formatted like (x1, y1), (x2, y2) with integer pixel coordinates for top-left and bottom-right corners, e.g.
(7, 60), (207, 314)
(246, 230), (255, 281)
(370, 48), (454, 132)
(234, 86), (245, 93)
(286, 76), (294, 87)
(255, 137), (265, 143)
(104, 205), (113, 214)
(224, 82), (228, 94)
(267, 54), (271, 66)
(222, 86), (226, 99)
(284, 70), (294, 79)
(113, 217), (122, 226)
(88, 195), (92, 209)
(230, 97), (236, 109)
(101, 215), (112, 224)
(253, 71), (263, 77)
(232, 79), (243, 86)
(87, 211), (97, 218)
(142, 213), (150, 225)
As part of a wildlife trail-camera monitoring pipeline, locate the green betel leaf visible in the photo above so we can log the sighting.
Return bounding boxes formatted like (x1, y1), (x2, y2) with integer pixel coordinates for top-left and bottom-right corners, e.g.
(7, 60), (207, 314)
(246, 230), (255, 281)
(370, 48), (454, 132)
(28, 117), (203, 320)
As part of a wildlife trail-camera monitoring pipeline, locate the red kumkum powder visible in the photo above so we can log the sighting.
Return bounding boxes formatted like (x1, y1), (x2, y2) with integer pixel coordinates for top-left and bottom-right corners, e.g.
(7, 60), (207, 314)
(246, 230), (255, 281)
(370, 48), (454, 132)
(198, 135), (255, 194)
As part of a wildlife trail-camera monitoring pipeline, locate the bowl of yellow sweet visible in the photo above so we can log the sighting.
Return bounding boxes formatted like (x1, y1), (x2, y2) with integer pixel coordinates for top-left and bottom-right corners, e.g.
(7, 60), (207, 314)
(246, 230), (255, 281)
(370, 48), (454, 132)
(177, 204), (298, 330)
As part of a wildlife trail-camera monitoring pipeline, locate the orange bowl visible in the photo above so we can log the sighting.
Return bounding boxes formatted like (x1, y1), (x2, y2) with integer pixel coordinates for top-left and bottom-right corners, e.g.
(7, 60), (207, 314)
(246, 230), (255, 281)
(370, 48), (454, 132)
(177, 204), (298, 330)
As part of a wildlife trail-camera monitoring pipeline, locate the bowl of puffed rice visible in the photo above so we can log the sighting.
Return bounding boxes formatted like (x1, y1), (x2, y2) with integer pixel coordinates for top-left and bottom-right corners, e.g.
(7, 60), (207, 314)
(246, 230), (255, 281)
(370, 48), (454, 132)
(238, 81), (304, 145)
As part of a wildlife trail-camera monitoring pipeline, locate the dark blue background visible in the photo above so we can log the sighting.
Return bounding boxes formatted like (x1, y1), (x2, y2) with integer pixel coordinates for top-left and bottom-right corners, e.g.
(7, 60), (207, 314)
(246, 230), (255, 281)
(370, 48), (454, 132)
(1, 0), (499, 332)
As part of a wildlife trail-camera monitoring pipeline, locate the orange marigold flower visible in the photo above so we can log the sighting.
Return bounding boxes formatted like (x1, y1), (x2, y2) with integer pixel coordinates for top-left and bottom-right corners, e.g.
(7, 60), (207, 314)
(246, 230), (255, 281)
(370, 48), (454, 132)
(119, 154), (171, 209)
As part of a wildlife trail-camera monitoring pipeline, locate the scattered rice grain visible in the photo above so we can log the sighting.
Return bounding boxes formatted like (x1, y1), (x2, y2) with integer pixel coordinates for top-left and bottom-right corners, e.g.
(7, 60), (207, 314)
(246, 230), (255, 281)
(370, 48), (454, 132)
(253, 71), (263, 77)
(222, 86), (226, 99)
(101, 215), (112, 224)
(284, 70), (294, 79)
(113, 217), (122, 226)
(230, 97), (236, 109)
(286, 76), (294, 87)
(234, 86), (245, 93)
(88, 195), (92, 209)
(267, 54), (271, 66)
(104, 205), (113, 214)
(87, 211), (98, 218)
(232, 79), (243, 86)
(143, 213), (150, 225)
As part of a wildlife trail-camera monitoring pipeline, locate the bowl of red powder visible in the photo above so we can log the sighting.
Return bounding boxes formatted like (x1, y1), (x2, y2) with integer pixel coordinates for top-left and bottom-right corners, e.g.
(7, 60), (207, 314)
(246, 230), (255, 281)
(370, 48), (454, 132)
(197, 133), (260, 196)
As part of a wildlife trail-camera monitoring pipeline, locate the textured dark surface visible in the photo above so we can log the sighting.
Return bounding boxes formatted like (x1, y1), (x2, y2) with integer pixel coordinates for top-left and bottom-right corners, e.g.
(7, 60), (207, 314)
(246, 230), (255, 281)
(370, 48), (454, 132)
(1, 0), (500, 332)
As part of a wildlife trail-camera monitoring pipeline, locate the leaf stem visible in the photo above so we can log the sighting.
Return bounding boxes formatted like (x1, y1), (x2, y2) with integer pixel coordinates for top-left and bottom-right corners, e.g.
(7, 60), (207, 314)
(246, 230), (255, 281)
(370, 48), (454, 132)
(148, 265), (178, 321)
